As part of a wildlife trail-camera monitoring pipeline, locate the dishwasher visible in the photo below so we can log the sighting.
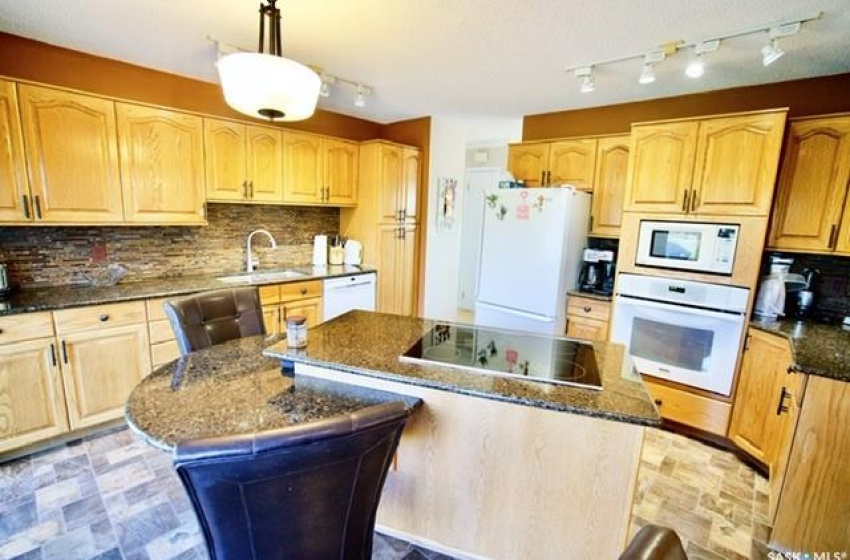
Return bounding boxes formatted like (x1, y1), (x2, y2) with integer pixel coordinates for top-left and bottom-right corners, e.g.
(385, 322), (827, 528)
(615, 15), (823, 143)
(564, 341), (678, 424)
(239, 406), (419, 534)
(323, 273), (377, 321)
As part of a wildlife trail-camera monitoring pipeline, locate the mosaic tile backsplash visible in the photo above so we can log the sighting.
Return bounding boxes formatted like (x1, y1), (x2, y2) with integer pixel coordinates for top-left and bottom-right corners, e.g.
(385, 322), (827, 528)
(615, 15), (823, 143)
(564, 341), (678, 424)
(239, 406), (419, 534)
(0, 204), (340, 288)
(764, 251), (850, 320)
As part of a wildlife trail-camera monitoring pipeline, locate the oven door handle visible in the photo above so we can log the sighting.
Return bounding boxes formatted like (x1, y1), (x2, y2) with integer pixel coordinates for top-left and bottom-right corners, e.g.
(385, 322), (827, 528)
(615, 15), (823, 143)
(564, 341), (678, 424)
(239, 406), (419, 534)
(614, 295), (745, 321)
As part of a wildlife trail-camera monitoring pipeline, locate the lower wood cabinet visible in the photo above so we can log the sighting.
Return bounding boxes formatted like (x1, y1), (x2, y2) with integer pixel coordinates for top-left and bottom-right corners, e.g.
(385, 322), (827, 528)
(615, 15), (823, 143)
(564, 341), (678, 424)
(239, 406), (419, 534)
(146, 298), (181, 370)
(260, 280), (324, 335)
(376, 224), (417, 316)
(0, 312), (68, 454)
(565, 295), (610, 341)
(642, 379), (732, 436)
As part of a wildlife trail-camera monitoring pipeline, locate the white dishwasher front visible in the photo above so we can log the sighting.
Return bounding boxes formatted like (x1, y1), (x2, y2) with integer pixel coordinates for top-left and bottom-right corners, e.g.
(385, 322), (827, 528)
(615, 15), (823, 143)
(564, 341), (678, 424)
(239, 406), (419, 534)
(323, 273), (377, 321)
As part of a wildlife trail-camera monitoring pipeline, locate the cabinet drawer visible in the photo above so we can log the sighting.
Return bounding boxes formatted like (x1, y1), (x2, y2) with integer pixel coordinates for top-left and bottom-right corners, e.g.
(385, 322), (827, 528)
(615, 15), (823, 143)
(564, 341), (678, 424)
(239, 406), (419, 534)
(146, 297), (172, 321)
(643, 379), (731, 436)
(0, 312), (54, 344)
(280, 280), (322, 302)
(567, 297), (610, 322)
(259, 285), (281, 305)
(54, 301), (147, 335)
(151, 339), (181, 368)
(148, 318), (176, 344)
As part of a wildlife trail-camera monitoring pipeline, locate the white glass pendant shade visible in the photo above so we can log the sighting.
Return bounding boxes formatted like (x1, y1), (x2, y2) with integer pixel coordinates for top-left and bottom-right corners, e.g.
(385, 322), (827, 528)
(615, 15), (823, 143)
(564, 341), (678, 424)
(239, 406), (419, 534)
(218, 52), (321, 122)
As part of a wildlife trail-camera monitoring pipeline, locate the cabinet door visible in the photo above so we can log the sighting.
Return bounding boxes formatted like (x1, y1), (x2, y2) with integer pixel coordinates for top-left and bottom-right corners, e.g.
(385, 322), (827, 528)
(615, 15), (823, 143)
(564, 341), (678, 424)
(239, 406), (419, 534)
(0, 80), (30, 222)
(507, 143), (549, 187)
(246, 126), (283, 202)
(282, 131), (324, 203)
(377, 225), (402, 314)
(398, 225), (418, 317)
(60, 324), (150, 429)
(549, 139), (597, 191)
(692, 112), (785, 216)
(18, 84), (124, 223)
(401, 147), (420, 222)
(325, 138), (359, 206)
(205, 119), (248, 201)
(590, 136), (629, 237)
(768, 369), (806, 523)
(262, 305), (282, 336)
(0, 338), (68, 453)
(117, 103), (206, 224)
(728, 329), (791, 466)
(624, 122), (697, 213)
(377, 144), (403, 222)
(566, 316), (607, 341)
(769, 116), (850, 252)
(283, 296), (323, 328)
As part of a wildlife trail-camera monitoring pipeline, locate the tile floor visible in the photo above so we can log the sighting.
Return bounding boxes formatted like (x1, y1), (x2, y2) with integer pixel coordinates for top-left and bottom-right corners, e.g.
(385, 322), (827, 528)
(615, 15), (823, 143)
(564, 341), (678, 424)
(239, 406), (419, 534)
(0, 424), (771, 560)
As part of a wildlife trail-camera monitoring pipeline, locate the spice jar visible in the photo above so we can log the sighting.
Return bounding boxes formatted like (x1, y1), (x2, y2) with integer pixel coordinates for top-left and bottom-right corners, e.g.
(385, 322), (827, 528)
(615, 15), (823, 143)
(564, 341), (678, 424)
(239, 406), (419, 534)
(286, 315), (308, 348)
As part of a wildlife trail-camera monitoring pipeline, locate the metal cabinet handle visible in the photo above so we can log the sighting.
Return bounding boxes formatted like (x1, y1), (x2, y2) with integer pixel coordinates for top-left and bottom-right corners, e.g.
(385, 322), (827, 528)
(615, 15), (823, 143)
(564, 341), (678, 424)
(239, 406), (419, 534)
(242, 180), (248, 199)
(22, 195), (30, 219)
(397, 209), (403, 221)
(776, 386), (790, 416)
(546, 171), (552, 185)
(541, 170), (546, 186)
(829, 224), (838, 249)
(690, 189), (699, 212)
(682, 189), (690, 212)
(61, 340), (68, 364)
(50, 343), (57, 366)
(34, 195), (42, 220)
(249, 181), (254, 198)
(401, 208), (407, 221)
(583, 306), (592, 313)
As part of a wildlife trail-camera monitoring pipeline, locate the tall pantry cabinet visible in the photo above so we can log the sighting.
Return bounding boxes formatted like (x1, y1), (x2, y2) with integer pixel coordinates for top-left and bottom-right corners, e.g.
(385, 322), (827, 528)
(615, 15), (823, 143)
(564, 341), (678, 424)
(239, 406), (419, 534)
(341, 140), (421, 316)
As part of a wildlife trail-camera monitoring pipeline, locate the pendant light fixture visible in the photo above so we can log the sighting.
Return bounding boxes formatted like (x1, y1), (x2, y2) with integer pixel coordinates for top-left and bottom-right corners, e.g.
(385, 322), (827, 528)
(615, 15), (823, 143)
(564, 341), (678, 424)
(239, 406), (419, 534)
(217, 0), (320, 122)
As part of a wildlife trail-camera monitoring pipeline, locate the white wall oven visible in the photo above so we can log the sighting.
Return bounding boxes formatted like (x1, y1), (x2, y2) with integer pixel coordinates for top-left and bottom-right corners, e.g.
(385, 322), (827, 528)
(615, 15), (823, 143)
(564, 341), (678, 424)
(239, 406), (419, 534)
(610, 273), (749, 396)
(636, 220), (740, 275)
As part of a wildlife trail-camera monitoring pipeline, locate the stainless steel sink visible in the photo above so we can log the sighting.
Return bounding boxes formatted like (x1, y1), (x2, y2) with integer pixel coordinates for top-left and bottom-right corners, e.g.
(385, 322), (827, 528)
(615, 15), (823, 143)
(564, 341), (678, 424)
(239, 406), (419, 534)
(216, 270), (308, 285)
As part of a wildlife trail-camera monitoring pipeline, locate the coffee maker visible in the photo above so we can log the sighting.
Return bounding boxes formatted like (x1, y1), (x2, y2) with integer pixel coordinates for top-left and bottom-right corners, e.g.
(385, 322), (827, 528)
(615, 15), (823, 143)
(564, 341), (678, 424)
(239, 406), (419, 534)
(578, 249), (615, 295)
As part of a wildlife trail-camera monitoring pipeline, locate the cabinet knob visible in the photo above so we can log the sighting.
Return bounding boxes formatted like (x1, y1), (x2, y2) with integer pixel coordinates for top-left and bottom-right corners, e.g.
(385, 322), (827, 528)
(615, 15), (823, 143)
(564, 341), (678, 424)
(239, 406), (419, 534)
(583, 306), (592, 313)
(300, 288), (307, 295)
(99, 314), (109, 322)
(654, 399), (662, 406)
(0, 328), (4, 334)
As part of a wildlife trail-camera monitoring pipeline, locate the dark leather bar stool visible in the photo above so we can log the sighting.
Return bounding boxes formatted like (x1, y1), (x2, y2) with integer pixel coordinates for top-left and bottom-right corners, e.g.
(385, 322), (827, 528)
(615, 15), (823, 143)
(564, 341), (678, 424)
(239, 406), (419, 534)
(164, 286), (266, 356)
(174, 401), (412, 560)
(620, 524), (688, 560)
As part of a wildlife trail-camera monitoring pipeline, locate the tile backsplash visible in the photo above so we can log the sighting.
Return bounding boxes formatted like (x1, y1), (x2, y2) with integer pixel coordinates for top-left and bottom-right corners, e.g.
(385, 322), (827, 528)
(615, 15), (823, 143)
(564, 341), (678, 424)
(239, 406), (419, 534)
(765, 251), (850, 320)
(0, 204), (340, 288)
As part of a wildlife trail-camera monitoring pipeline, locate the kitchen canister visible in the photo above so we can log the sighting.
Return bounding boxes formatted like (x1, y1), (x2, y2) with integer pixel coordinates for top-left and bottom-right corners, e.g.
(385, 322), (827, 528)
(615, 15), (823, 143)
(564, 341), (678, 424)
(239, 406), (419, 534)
(286, 315), (308, 348)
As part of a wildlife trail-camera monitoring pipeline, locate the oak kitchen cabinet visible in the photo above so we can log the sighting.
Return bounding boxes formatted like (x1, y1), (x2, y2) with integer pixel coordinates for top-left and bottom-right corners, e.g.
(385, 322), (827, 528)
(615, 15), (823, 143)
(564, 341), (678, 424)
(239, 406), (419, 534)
(17, 83), (124, 223)
(642, 378), (732, 437)
(0, 312), (68, 454)
(53, 302), (150, 430)
(508, 138), (597, 189)
(117, 103), (206, 224)
(0, 79), (30, 222)
(282, 131), (359, 206)
(260, 280), (324, 335)
(146, 297), (181, 370)
(342, 141), (421, 316)
(204, 118), (284, 203)
(624, 110), (787, 216)
(768, 113), (850, 254)
(589, 135), (630, 237)
(565, 295), (610, 341)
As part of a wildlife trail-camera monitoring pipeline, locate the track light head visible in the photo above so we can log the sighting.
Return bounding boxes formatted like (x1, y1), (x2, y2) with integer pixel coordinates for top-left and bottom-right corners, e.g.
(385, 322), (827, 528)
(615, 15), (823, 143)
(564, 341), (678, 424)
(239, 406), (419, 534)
(685, 55), (704, 78)
(761, 39), (785, 66)
(353, 84), (369, 107)
(574, 66), (595, 93)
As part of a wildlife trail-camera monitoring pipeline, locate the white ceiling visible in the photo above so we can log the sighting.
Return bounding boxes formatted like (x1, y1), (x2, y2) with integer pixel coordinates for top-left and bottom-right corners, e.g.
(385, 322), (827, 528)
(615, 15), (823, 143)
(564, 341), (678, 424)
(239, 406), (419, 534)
(0, 0), (848, 124)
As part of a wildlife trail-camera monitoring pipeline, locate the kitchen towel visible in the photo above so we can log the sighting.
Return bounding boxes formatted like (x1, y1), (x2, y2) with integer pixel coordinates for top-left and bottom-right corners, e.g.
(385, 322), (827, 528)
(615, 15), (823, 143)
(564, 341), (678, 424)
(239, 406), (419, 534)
(312, 235), (328, 266)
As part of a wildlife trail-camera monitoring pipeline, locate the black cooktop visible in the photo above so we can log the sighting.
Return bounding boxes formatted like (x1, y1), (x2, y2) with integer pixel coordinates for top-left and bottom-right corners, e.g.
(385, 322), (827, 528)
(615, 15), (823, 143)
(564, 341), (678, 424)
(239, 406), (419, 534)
(400, 323), (602, 390)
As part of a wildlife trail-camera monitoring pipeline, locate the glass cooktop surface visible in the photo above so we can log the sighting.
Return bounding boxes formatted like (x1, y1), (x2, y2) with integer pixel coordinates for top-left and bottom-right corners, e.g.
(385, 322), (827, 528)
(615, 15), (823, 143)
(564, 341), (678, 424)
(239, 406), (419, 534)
(400, 323), (602, 390)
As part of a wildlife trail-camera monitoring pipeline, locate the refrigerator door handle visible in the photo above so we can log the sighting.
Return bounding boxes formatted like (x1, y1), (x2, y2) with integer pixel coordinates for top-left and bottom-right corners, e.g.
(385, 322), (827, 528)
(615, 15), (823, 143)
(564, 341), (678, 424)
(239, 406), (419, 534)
(476, 301), (555, 323)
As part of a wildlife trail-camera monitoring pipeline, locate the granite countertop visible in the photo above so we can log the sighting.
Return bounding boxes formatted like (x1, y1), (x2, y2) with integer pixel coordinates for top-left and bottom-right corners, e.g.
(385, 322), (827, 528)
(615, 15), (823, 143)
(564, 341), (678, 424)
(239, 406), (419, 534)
(567, 290), (613, 303)
(0, 264), (376, 316)
(750, 318), (850, 383)
(263, 310), (661, 427)
(125, 333), (421, 451)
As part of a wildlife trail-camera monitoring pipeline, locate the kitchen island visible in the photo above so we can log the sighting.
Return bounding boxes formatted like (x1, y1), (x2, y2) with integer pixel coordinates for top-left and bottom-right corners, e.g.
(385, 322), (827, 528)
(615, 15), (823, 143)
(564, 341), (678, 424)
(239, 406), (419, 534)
(263, 310), (660, 559)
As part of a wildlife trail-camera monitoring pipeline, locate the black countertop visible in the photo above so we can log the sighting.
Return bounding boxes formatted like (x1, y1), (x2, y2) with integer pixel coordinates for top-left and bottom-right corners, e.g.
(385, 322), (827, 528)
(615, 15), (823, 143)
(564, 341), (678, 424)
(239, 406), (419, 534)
(125, 333), (421, 451)
(750, 317), (850, 383)
(0, 265), (376, 316)
(263, 310), (661, 427)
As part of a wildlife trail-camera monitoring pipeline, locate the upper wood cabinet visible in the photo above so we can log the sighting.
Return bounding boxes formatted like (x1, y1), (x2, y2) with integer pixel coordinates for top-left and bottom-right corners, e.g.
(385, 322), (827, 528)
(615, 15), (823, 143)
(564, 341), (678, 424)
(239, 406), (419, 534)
(624, 110), (786, 216)
(18, 84), (124, 223)
(508, 139), (597, 189)
(0, 80), (30, 222)
(768, 114), (850, 254)
(282, 131), (358, 206)
(116, 103), (206, 224)
(401, 147), (420, 222)
(590, 135), (629, 237)
(205, 118), (284, 203)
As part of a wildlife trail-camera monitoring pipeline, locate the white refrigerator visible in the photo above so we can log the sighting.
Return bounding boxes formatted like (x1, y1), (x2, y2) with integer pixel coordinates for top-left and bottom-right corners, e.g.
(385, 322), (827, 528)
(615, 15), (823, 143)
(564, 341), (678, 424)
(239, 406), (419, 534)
(474, 187), (589, 334)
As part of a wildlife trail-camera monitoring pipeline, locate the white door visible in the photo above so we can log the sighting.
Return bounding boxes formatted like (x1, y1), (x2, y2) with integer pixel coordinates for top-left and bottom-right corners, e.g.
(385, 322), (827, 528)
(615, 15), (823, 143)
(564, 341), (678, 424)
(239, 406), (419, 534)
(457, 168), (499, 310)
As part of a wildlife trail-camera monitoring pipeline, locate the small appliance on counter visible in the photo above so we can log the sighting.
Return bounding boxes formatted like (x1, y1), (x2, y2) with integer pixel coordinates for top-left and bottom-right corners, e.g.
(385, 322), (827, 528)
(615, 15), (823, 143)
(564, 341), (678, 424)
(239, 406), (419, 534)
(753, 256), (808, 319)
(0, 264), (11, 298)
(578, 249), (615, 295)
(344, 240), (363, 265)
(785, 268), (819, 319)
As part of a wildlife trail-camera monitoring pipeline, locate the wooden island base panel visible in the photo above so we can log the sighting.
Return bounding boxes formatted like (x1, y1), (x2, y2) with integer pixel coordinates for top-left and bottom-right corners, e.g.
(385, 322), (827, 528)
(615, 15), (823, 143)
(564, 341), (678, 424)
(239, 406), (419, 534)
(295, 363), (645, 560)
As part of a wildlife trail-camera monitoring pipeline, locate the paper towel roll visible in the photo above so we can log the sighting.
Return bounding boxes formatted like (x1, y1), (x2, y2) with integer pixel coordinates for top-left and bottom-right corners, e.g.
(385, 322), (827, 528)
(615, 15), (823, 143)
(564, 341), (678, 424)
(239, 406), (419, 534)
(312, 235), (328, 266)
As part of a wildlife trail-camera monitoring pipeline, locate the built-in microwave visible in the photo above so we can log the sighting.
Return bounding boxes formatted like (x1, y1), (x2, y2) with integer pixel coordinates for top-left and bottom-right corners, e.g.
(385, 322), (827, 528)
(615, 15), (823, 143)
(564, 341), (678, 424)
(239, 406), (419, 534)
(635, 220), (740, 275)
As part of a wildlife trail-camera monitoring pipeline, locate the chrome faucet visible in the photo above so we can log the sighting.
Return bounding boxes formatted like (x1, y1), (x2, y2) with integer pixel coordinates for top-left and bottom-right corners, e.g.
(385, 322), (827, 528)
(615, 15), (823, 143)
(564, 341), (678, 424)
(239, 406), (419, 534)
(246, 229), (277, 272)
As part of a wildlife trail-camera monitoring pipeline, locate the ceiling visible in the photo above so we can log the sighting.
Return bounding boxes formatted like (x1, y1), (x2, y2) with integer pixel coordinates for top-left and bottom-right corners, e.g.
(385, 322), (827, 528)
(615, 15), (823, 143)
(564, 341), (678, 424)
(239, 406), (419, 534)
(0, 0), (848, 124)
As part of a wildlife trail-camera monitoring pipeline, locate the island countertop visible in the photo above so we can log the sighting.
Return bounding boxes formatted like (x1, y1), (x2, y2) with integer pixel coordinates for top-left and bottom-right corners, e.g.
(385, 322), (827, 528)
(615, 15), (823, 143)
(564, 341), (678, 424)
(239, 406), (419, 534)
(263, 310), (661, 427)
(125, 333), (421, 451)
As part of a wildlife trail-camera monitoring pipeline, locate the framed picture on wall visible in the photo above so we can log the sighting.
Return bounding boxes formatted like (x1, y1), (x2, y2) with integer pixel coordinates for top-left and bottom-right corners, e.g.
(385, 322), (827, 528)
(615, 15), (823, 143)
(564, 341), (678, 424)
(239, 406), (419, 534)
(437, 177), (457, 231)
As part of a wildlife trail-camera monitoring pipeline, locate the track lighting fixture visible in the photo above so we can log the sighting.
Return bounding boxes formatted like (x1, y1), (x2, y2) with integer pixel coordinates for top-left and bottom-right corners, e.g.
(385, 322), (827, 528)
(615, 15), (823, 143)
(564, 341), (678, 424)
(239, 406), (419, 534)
(319, 73), (335, 97)
(354, 85), (370, 108)
(563, 12), (819, 91)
